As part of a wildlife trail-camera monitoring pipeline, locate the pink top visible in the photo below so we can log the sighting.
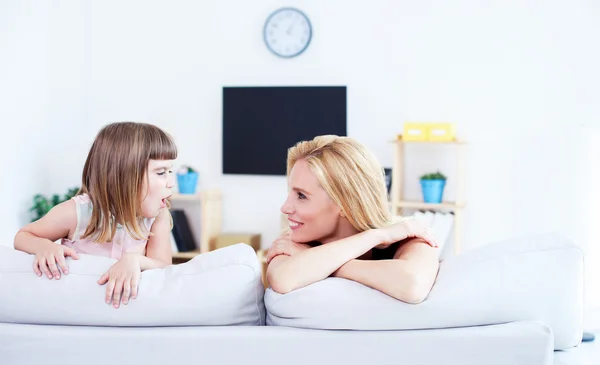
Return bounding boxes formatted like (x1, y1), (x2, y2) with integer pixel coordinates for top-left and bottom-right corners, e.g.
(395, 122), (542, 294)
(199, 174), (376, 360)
(61, 194), (156, 260)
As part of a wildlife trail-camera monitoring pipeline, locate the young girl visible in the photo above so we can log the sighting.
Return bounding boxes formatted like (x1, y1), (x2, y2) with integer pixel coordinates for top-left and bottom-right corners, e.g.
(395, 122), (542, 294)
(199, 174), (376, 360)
(14, 121), (177, 309)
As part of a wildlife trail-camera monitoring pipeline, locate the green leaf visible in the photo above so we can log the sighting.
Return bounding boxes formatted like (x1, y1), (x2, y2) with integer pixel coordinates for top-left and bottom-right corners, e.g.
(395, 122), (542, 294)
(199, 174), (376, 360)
(420, 171), (447, 180)
(29, 187), (81, 222)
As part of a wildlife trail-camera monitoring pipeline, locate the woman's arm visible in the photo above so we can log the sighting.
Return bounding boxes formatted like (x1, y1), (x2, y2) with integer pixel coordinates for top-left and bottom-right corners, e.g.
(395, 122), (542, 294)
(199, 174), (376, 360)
(332, 238), (440, 304)
(139, 208), (173, 270)
(267, 230), (383, 294)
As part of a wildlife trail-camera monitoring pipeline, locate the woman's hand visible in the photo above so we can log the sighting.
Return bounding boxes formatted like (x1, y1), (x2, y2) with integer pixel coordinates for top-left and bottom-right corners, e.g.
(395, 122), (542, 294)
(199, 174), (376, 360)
(33, 241), (79, 280)
(266, 232), (311, 264)
(377, 219), (438, 249)
(97, 253), (141, 308)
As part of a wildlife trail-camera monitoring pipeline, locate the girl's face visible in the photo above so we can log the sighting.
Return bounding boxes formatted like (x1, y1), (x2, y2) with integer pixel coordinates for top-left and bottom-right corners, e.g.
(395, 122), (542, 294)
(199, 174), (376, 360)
(280, 159), (342, 244)
(141, 159), (175, 218)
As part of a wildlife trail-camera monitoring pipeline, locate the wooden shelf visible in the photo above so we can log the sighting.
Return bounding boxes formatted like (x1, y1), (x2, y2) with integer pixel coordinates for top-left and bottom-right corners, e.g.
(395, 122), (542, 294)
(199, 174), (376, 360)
(170, 190), (223, 202)
(257, 249), (267, 264)
(168, 189), (223, 255)
(391, 200), (466, 211)
(257, 250), (268, 289)
(172, 250), (201, 260)
(170, 193), (203, 201)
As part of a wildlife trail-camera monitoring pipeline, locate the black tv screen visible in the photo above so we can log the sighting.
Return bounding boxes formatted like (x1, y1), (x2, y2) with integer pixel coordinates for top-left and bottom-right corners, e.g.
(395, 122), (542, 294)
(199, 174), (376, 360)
(222, 86), (347, 176)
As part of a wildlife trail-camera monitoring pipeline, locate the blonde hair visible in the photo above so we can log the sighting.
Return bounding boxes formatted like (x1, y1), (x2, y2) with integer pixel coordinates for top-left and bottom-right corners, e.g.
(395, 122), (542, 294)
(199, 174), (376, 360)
(286, 135), (393, 231)
(78, 121), (177, 243)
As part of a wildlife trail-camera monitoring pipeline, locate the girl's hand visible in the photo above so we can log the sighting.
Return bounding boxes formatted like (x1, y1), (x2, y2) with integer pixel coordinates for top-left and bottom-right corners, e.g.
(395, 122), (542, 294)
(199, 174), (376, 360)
(266, 232), (311, 264)
(33, 241), (79, 279)
(97, 253), (141, 308)
(377, 219), (438, 249)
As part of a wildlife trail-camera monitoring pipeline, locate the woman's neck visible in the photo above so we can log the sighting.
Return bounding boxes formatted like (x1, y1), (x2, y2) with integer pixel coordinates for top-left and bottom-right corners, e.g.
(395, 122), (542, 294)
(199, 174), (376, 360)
(319, 218), (360, 244)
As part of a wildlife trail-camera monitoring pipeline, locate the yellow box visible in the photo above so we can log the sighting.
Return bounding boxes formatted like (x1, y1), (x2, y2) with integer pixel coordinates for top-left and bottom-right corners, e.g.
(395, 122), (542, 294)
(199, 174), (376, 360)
(402, 123), (428, 141)
(212, 233), (261, 252)
(427, 123), (456, 141)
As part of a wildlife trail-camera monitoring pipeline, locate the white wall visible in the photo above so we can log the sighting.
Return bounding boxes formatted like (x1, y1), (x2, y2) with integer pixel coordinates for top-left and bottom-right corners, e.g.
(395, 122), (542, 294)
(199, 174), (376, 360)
(0, 1), (86, 246)
(3, 1), (599, 305)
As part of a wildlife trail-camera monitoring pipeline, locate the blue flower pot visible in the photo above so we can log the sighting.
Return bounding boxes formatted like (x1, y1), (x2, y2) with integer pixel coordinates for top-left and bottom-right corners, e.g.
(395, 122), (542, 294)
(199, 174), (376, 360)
(177, 172), (199, 194)
(420, 179), (446, 204)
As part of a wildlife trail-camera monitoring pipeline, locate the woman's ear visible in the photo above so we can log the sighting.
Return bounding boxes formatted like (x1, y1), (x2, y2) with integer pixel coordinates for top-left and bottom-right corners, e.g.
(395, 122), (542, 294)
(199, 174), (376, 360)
(340, 209), (346, 218)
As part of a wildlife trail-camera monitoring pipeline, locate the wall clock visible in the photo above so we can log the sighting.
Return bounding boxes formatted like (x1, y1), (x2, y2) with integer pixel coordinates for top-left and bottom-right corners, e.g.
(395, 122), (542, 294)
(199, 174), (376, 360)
(263, 7), (312, 58)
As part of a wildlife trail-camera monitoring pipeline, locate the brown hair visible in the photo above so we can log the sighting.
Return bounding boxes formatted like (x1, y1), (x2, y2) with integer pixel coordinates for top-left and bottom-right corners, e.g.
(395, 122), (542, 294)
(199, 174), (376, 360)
(78, 121), (177, 243)
(286, 135), (393, 231)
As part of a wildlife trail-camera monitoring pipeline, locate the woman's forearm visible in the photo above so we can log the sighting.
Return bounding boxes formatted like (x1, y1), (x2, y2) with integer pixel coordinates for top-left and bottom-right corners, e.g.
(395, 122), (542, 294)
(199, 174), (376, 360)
(333, 239), (440, 304)
(333, 259), (427, 303)
(267, 229), (383, 294)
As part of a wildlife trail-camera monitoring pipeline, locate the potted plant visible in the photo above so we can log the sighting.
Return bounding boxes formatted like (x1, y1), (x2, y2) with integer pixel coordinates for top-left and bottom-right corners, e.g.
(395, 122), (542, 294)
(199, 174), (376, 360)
(29, 187), (80, 222)
(177, 165), (199, 194)
(419, 171), (447, 204)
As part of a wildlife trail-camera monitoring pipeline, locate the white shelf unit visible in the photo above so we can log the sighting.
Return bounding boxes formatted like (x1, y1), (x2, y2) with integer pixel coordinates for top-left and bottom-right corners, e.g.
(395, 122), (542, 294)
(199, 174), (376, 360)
(389, 138), (467, 254)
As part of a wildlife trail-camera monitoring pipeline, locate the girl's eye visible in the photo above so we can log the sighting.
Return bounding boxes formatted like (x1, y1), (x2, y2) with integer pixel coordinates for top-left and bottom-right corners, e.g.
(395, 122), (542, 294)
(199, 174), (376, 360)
(297, 192), (307, 200)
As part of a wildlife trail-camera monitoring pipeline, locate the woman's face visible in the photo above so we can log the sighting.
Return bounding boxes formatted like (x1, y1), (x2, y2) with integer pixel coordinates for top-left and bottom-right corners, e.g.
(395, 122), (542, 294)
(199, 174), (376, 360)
(280, 159), (342, 244)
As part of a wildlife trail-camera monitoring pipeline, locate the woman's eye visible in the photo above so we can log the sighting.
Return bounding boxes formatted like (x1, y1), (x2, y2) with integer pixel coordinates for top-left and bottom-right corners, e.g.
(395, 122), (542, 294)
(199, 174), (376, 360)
(297, 192), (306, 199)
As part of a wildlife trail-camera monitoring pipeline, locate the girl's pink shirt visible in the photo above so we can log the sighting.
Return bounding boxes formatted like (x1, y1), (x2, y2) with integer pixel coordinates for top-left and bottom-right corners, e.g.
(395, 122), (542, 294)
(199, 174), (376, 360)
(61, 194), (155, 259)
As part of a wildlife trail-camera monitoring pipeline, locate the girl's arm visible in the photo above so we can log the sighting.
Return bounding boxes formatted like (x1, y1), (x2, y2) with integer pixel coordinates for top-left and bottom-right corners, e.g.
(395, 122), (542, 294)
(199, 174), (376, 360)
(138, 208), (173, 270)
(14, 200), (79, 279)
(98, 208), (173, 308)
(14, 199), (77, 253)
(266, 229), (384, 294)
(332, 238), (440, 304)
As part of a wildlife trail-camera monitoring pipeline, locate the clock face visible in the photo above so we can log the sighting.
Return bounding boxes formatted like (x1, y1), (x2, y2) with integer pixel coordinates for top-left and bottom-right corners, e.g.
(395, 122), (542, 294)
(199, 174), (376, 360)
(263, 8), (312, 58)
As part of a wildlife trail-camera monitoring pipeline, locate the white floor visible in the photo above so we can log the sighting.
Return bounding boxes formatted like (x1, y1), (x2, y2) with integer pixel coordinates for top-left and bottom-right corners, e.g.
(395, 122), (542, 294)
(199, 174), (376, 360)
(554, 309), (600, 365)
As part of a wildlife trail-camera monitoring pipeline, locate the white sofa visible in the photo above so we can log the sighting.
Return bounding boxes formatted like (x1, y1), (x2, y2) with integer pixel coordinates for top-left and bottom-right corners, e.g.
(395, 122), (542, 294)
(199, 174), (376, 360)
(0, 234), (584, 365)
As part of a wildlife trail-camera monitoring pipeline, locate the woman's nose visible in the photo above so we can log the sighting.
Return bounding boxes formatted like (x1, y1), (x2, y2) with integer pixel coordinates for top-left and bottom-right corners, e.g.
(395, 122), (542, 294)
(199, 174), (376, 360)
(280, 197), (294, 215)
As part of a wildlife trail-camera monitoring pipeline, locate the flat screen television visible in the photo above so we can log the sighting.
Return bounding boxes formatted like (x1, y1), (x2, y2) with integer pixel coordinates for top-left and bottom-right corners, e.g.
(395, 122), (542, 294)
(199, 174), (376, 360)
(222, 86), (347, 176)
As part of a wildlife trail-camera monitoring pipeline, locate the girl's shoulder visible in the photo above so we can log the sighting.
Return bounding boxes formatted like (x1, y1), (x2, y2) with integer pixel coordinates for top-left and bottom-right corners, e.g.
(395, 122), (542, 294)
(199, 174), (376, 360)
(71, 193), (93, 221)
(71, 193), (92, 205)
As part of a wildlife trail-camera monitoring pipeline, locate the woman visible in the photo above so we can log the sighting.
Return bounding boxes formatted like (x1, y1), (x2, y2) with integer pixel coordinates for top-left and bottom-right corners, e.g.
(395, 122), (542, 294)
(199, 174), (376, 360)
(266, 135), (440, 304)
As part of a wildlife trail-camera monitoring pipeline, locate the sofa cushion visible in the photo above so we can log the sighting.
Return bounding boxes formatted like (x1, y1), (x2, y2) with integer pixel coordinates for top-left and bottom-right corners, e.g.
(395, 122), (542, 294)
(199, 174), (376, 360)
(265, 233), (583, 350)
(0, 320), (554, 365)
(0, 243), (265, 326)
